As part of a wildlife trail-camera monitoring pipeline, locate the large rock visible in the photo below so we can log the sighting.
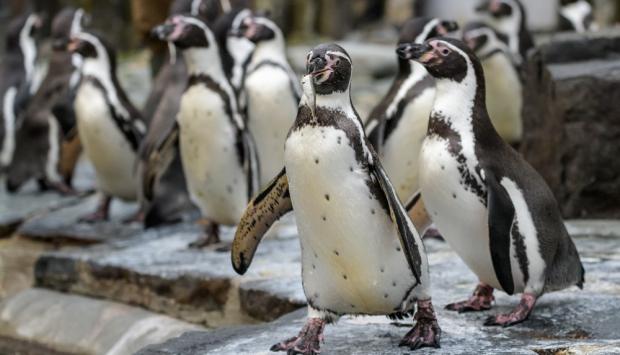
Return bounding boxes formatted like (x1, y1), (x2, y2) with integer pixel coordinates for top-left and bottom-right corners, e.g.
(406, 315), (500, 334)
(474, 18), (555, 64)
(137, 232), (620, 354)
(33, 221), (305, 327)
(0, 288), (202, 355)
(520, 30), (620, 218)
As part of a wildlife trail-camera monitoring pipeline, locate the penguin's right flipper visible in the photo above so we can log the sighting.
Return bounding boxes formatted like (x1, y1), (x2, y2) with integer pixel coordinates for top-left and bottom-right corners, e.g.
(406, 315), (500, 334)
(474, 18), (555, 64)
(231, 168), (292, 275)
(485, 170), (516, 295)
(138, 122), (179, 203)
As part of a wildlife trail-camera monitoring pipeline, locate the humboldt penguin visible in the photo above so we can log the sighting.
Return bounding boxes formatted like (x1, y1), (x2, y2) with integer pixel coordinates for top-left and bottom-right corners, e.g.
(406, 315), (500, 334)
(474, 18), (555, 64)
(70, 31), (146, 222)
(6, 8), (87, 193)
(153, 15), (259, 246)
(400, 38), (584, 326)
(475, 0), (535, 66)
(365, 17), (458, 200)
(0, 13), (42, 172)
(232, 44), (440, 353)
(138, 0), (226, 227)
(230, 13), (300, 186)
(463, 22), (523, 144)
(559, 0), (596, 33)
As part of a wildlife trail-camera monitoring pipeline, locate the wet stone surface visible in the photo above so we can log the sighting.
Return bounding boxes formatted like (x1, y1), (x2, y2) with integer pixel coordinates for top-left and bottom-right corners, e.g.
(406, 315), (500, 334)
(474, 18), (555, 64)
(18, 194), (142, 244)
(137, 233), (620, 354)
(34, 220), (305, 326)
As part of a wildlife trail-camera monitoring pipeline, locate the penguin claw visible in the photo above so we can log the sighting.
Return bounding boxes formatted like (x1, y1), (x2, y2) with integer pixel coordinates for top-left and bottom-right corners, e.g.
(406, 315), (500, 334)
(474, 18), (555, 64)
(445, 283), (495, 313)
(483, 293), (537, 327)
(270, 318), (325, 354)
(399, 300), (441, 351)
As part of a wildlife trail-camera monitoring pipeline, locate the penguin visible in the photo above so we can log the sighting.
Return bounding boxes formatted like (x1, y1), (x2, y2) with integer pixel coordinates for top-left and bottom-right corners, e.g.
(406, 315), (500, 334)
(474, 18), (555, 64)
(231, 44), (441, 353)
(69, 31), (146, 222)
(138, 0), (226, 228)
(463, 22), (523, 144)
(559, 0), (596, 33)
(475, 0), (535, 66)
(365, 17), (458, 200)
(152, 15), (259, 246)
(399, 38), (584, 326)
(6, 8), (87, 193)
(230, 13), (300, 186)
(0, 13), (42, 172)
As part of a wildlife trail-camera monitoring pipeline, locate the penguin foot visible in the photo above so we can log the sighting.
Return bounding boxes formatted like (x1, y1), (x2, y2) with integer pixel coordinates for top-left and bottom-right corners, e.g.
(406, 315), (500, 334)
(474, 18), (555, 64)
(270, 318), (326, 354)
(122, 211), (144, 224)
(189, 221), (221, 249)
(422, 227), (444, 240)
(484, 293), (537, 327)
(78, 196), (112, 223)
(399, 299), (441, 350)
(445, 283), (494, 313)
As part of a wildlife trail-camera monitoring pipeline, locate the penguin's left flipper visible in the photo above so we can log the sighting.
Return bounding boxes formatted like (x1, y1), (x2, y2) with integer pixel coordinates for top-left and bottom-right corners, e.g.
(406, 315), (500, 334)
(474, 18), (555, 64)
(138, 123), (179, 203)
(485, 170), (516, 295)
(231, 168), (292, 275)
(371, 151), (423, 284)
(240, 129), (260, 199)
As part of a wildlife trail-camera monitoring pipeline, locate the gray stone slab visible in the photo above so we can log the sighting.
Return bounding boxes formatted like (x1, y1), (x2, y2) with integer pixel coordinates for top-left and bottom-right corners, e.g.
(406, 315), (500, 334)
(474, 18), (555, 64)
(137, 233), (620, 354)
(17, 194), (142, 244)
(0, 180), (84, 238)
(34, 220), (304, 326)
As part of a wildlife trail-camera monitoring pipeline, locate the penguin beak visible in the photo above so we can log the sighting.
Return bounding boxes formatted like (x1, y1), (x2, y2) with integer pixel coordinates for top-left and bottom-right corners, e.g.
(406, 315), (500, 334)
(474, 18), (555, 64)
(152, 23), (177, 41)
(307, 56), (334, 84)
(397, 42), (437, 65)
(52, 37), (69, 51)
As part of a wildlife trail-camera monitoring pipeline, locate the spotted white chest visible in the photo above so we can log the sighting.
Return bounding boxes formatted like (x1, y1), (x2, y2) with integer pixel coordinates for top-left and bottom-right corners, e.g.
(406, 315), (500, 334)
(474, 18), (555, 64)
(246, 65), (297, 185)
(178, 84), (247, 225)
(381, 87), (435, 200)
(285, 125), (416, 315)
(74, 81), (137, 200)
(482, 53), (523, 143)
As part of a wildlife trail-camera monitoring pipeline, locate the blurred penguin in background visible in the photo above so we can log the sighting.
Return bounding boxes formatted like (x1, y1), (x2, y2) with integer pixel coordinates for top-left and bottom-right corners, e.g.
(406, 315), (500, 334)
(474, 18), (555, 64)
(0, 13), (43, 173)
(559, 0), (596, 32)
(6, 8), (88, 194)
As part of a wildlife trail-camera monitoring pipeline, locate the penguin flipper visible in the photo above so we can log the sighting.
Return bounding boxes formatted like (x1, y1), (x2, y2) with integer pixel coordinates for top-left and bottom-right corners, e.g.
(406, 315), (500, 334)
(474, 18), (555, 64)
(231, 168), (292, 275)
(240, 129), (260, 199)
(486, 171), (516, 295)
(370, 153), (423, 284)
(139, 123), (179, 203)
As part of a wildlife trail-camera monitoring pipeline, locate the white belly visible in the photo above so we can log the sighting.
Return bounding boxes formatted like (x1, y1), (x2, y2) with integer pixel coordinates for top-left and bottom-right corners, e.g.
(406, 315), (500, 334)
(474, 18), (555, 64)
(285, 126), (417, 315)
(246, 67), (297, 186)
(483, 54), (523, 143)
(419, 136), (503, 289)
(381, 88), (434, 200)
(75, 82), (137, 200)
(178, 85), (247, 225)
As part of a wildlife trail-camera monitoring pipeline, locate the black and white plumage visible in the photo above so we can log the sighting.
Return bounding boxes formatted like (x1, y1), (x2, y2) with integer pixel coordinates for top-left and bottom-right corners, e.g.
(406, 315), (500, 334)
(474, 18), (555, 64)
(463, 22), (523, 144)
(153, 15), (259, 246)
(365, 17), (458, 199)
(0, 13), (42, 172)
(401, 38), (584, 326)
(232, 44), (440, 354)
(231, 14), (300, 186)
(6, 8), (87, 193)
(70, 31), (146, 221)
(559, 0), (596, 33)
(475, 0), (535, 66)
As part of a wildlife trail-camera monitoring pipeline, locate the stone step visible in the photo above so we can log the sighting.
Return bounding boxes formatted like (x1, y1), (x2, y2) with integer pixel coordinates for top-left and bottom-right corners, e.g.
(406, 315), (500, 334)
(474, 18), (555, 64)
(0, 288), (203, 355)
(136, 233), (620, 354)
(33, 221), (305, 327)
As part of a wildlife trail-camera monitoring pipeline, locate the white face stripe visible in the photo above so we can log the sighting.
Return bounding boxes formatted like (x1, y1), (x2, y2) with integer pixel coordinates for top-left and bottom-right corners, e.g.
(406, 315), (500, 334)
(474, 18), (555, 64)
(178, 16), (218, 49)
(191, 0), (202, 16)
(415, 18), (440, 44)
(325, 50), (351, 64)
(220, 0), (231, 12)
(231, 9), (252, 30)
(20, 14), (38, 82)
(71, 9), (84, 36)
(465, 27), (511, 59)
(1, 87), (17, 166)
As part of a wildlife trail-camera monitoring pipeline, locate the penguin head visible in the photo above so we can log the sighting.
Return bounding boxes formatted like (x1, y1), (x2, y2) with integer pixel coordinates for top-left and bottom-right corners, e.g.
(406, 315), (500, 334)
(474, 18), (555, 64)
(398, 38), (482, 84)
(153, 15), (215, 50)
(68, 31), (117, 74)
(306, 43), (352, 96)
(229, 14), (282, 45)
(6, 13), (43, 52)
(396, 17), (459, 72)
(51, 8), (90, 51)
(475, 0), (526, 36)
(462, 22), (510, 59)
(170, 0), (224, 25)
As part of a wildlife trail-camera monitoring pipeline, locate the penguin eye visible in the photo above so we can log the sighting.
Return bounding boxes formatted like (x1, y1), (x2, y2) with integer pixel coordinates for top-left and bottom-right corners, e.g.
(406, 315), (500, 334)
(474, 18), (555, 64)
(439, 48), (451, 56)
